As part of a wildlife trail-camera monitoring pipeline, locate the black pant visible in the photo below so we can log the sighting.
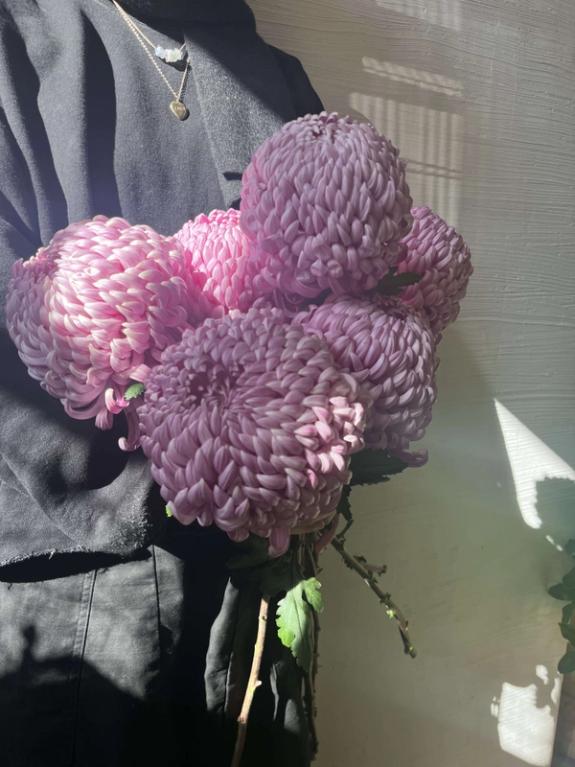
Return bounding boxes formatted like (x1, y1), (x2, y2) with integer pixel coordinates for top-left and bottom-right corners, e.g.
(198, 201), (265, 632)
(0, 526), (311, 766)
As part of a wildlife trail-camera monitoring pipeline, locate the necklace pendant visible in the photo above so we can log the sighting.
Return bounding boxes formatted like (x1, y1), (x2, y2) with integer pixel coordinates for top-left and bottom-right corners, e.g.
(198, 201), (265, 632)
(170, 100), (189, 121)
(155, 45), (186, 64)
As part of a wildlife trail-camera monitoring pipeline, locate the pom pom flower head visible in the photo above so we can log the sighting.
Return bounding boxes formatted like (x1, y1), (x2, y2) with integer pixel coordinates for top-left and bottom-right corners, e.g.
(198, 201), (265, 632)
(174, 208), (257, 313)
(298, 296), (436, 464)
(6, 215), (214, 449)
(240, 111), (413, 303)
(138, 307), (366, 556)
(397, 206), (473, 337)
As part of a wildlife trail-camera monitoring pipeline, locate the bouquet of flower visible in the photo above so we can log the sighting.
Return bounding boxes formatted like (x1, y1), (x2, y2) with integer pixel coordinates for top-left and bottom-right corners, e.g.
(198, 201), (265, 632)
(7, 112), (472, 762)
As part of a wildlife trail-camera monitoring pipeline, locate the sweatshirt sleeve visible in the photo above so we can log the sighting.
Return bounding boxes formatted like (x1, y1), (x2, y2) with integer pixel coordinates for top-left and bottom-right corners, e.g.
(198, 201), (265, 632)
(0, 106), (164, 558)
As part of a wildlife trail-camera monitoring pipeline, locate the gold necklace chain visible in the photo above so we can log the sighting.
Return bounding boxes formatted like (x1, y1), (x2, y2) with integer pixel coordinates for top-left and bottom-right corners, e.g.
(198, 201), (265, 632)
(112, 0), (191, 120)
(113, 3), (186, 54)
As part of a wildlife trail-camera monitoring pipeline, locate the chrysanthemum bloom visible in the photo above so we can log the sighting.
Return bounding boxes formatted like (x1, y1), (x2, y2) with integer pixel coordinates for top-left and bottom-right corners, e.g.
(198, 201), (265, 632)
(175, 210), (321, 318)
(174, 209), (258, 313)
(138, 307), (366, 556)
(6, 215), (214, 450)
(298, 296), (436, 463)
(397, 206), (473, 336)
(240, 111), (413, 301)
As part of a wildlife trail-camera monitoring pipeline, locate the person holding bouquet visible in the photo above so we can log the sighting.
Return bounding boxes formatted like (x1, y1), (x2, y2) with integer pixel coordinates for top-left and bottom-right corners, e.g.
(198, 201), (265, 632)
(0, 1), (323, 765)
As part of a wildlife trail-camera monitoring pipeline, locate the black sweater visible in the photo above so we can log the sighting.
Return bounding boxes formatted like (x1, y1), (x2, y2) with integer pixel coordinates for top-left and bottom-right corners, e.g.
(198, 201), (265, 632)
(0, 0), (323, 568)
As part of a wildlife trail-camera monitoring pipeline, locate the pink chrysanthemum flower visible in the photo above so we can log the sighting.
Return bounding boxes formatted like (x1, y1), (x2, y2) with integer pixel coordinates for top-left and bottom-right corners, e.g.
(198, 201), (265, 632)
(175, 210), (318, 318)
(397, 206), (473, 336)
(298, 296), (436, 464)
(240, 111), (413, 301)
(174, 209), (258, 313)
(6, 215), (214, 450)
(138, 307), (366, 556)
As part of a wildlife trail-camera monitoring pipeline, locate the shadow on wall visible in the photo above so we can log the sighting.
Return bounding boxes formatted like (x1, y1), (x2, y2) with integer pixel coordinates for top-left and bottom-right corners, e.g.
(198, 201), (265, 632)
(374, 0), (462, 31)
(491, 480), (575, 767)
(251, 0), (469, 223)
(346, 22), (464, 225)
(539, 478), (575, 767)
(426, 335), (567, 767)
(315, 326), (568, 767)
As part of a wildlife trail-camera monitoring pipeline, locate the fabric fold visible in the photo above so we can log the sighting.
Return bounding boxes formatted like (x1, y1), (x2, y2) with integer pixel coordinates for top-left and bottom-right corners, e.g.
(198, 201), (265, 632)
(185, 23), (296, 209)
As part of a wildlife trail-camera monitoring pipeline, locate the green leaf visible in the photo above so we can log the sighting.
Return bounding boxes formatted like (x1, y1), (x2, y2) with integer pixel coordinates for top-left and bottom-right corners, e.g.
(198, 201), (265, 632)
(562, 568), (575, 589)
(227, 539), (307, 604)
(549, 583), (575, 601)
(302, 577), (323, 614)
(564, 540), (575, 558)
(165, 505), (173, 518)
(558, 651), (575, 674)
(124, 382), (145, 401)
(376, 270), (421, 296)
(276, 575), (322, 675)
(226, 539), (298, 602)
(560, 622), (575, 645)
(259, 557), (294, 598)
(562, 603), (575, 624)
(350, 449), (408, 486)
(226, 535), (272, 570)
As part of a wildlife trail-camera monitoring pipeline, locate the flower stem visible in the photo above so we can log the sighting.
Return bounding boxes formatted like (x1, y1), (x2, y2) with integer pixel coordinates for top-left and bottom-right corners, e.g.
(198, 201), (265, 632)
(330, 535), (416, 658)
(230, 595), (270, 767)
(303, 534), (320, 758)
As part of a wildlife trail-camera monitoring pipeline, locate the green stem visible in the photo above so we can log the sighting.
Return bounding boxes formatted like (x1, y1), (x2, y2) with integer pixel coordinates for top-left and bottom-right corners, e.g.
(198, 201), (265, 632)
(330, 535), (416, 658)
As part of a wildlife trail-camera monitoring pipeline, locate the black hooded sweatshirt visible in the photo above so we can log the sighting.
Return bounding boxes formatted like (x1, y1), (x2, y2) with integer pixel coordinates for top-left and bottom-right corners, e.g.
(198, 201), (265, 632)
(0, 0), (323, 568)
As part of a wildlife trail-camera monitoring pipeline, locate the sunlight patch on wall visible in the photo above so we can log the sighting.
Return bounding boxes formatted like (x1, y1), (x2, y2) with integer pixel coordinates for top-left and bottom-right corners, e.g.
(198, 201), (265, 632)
(494, 399), (575, 530)
(362, 58), (462, 97)
(349, 91), (463, 225)
(374, 0), (462, 32)
(490, 665), (561, 767)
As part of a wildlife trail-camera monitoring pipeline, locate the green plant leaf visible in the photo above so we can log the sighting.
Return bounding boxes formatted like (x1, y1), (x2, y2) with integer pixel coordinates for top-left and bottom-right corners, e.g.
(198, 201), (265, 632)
(549, 583), (575, 601)
(350, 449), (408, 486)
(276, 575), (322, 674)
(562, 603), (575, 624)
(562, 568), (575, 589)
(259, 557), (294, 598)
(226, 535), (272, 570)
(564, 540), (575, 558)
(558, 651), (575, 674)
(560, 622), (575, 645)
(376, 270), (421, 296)
(124, 382), (145, 400)
(226, 539), (297, 600)
(302, 577), (323, 614)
